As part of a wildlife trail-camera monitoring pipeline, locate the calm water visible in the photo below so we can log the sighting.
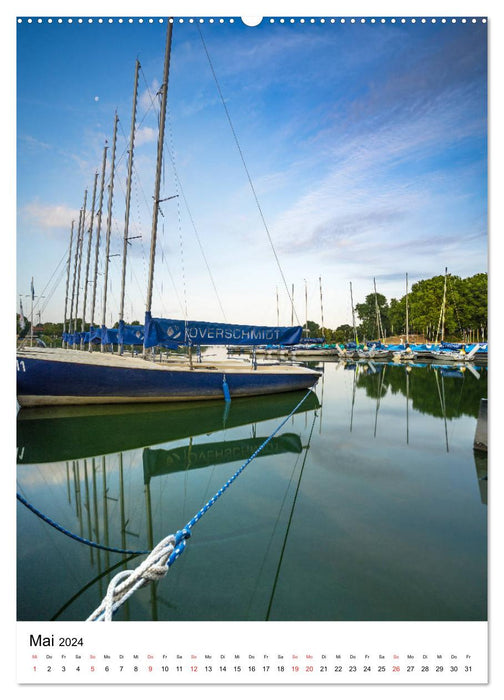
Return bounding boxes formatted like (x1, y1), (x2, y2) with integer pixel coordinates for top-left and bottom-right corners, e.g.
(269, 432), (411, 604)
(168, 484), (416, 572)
(16, 359), (487, 622)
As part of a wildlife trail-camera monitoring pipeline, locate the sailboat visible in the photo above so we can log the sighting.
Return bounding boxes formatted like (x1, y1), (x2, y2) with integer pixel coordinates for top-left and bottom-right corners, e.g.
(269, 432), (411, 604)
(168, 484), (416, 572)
(429, 343), (484, 363)
(392, 273), (416, 363)
(16, 23), (320, 408)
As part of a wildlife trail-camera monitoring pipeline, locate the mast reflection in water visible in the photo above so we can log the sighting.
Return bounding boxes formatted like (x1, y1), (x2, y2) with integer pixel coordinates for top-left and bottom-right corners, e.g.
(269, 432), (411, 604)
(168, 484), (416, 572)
(17, 361), (487, 622)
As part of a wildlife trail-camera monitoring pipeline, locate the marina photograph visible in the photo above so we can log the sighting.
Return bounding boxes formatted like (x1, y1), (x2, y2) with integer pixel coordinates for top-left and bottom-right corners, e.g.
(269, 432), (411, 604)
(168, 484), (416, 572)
(16, 13), (487, 629)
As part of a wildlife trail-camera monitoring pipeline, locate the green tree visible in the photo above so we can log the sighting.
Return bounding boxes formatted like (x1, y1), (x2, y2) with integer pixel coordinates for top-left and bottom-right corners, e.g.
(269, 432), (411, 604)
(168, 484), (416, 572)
(351, 271), (487, 342)
(389, 297), (406, 336)
(408, 274), (463, 340)
(304, 320), (322, 337)
(457, 273), (488, 339)
(355, 293), (389, 340)
(17, 314), (30, 338)
(333, 324), (354, 343)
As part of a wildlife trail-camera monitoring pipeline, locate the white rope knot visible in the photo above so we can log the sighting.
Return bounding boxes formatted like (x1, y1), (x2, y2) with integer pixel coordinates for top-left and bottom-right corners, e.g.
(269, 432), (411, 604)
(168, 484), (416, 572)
(86, 534), (178, 621)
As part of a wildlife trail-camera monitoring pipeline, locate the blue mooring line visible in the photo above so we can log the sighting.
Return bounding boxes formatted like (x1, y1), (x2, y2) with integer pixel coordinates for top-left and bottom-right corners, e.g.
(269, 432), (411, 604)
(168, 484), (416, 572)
(177, 389), (314, 541)
(18, 389), (315, 567)
(16, 492), (150, 556)
(222, 373), (231, 402)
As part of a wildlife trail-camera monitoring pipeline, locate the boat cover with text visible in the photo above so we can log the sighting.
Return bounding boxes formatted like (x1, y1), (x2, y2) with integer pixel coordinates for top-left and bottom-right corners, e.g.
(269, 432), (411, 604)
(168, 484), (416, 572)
(143, 312), (303, 348)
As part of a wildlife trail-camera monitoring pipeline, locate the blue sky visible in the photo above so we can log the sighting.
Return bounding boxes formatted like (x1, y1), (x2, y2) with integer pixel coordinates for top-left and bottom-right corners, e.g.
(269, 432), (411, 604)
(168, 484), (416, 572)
(16, 13), (488, 330)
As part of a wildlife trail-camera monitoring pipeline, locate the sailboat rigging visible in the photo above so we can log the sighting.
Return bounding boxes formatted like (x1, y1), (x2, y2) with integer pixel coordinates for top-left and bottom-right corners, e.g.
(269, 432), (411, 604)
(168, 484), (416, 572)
(119, 59), (140, 357)
(16, 21), (320, 407)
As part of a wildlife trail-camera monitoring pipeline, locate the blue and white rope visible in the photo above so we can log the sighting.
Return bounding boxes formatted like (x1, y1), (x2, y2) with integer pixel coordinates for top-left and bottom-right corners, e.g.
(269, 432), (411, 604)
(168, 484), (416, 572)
(16, 492), (150, 555)
(88, 388), (315, 621)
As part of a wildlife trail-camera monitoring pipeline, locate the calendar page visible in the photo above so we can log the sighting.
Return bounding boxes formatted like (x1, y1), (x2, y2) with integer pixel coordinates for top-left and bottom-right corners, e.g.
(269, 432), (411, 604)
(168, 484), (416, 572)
(12, 0), (495, 692)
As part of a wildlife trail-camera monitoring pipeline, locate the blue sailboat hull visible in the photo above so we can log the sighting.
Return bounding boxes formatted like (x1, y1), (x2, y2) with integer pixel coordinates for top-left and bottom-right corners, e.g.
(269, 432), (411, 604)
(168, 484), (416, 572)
(16, 352), (320, 407)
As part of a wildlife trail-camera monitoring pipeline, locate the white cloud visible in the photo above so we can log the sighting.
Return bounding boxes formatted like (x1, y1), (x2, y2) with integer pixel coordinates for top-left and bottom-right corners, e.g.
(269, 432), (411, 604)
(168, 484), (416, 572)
(19, 134), (51, 151)
(138, 80), (160, 115)
(135, 126), (157, 147)
(21, 201), (79, 234)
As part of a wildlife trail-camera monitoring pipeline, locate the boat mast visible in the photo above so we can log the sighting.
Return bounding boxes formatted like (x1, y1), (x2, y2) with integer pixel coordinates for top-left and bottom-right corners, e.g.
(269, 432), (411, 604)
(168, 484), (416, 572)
(441, 267), (447, 342)
(89, 141), (108, 348)
(75, 191), (88, 339)
(276, 285), (279, 326)
(350, 281), (357, 344)
(144, 22), (173, 327)
(304, 279), (308, 337)
(62, 219), (75, 348)
(119, 60), (140, 354)
(74, 190), (88, 343)
(29, 277), (34, 347)
(436, 267), (448, 343)
(69, 207), (83, 339)
(101, 111), (119, 347)
(405, 272), (409, 344)
(319, 276), (325, 340)
(290, 283), (294, 326)
(373, 277), (383, 342)
(81, 171), (98, 348)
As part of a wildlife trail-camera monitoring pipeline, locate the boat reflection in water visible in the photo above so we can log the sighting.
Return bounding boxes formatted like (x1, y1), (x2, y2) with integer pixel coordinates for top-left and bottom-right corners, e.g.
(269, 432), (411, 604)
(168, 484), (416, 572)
(17, 360), (487, 623)
(17, 390), (320, 465)
(16, 390), (320, 621)
(143, 433), (303, 484)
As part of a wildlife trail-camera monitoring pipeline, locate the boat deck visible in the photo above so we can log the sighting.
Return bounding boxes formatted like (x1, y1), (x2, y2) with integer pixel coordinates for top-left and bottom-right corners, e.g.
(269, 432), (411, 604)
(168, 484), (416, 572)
(16, 346), (318, 375)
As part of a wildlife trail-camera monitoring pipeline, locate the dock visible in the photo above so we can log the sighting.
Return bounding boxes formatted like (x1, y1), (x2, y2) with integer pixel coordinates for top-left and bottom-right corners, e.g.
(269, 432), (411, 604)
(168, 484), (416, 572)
(473, 398), (488, 452)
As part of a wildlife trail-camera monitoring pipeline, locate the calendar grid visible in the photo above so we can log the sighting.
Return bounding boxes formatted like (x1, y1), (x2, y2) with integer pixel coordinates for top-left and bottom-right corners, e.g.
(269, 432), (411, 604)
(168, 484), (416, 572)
(17, 621), (488, 684)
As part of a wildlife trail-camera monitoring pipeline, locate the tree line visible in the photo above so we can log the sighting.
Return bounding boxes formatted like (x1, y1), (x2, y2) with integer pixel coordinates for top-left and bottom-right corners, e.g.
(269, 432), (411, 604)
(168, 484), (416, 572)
(17, 272), (488, 346)
(307, 272), (487, 343)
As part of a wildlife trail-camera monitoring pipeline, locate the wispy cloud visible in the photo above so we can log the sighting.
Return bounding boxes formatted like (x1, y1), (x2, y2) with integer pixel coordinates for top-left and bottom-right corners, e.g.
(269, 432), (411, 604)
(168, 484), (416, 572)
(18, 134), (52, 151)
(16, 20), (487, 326)
(20, 201), (79, 234)
(135, 126), (157, 147)
(138, 80), (160, 116)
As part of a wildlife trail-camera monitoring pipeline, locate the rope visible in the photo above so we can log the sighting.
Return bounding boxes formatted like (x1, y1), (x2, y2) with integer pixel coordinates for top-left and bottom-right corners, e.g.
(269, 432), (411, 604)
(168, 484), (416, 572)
(86, 531), (189, 621)
(166, 107), (228, 323)
(51, 553), (139, 621)
(16, 492), (149, 556)
(87, 388), (315, 620)
(197, 25), (300, 326)
(266, 409), (317, 619)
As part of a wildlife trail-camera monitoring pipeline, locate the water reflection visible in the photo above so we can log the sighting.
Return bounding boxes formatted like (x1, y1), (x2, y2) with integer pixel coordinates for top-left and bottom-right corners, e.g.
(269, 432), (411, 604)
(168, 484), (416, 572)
(17, 391), (320, 621)
(350, 361), (485, 420)
(473, 450), (488, 505)
(17, 390), (320, 464)
(344, 359), (488, 511)
(17, 361), (487, 622)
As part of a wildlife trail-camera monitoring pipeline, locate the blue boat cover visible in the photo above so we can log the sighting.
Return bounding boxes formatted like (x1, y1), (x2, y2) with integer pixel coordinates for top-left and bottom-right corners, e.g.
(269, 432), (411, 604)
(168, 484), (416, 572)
(300, 337), (325, 344)
(439, 368), (464, 378)
(143, 312), (303, 349)
(63, 331), (86, 346)
(97, 326), (119, 345)
(86, 326), (103, 344)
(63, 325), (141, 345)
(118, 321), (145, 346)
(441, 342), (465, 350)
